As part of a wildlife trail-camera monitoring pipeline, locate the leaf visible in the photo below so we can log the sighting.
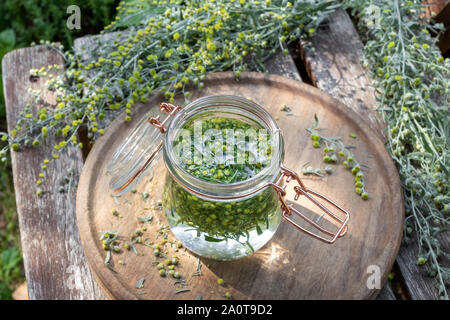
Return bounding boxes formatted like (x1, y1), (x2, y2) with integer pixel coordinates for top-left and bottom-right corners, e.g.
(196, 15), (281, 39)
(175, 289), (191, 294)
(136, 278), (145, 289)
(312, 114), (319, 129)
(0, 29), (16, 50)
(204, 235), (225, 242)
(256, 225), (263, 235)
(138, 215), (153, 222)
(0, 248), (22, 271)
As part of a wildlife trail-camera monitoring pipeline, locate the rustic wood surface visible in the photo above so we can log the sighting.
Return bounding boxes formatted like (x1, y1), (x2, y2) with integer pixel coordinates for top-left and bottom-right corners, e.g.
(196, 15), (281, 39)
(299, 9), (386, 141)
(424, 0), (450, 19)
(297, 8), (401, 300)
(76, 72), (404, 300)
(396, 234), (449, 300)
(2, 46), (106, 300)
(4, 5), (443, 299)
(298, 8), (449, 301)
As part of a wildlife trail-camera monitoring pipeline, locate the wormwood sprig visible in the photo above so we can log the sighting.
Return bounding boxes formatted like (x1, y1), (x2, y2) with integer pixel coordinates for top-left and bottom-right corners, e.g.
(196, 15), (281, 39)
(307, 115), (369, 200)
(346, 0), (449, 298)
(0, 0), (340, 190)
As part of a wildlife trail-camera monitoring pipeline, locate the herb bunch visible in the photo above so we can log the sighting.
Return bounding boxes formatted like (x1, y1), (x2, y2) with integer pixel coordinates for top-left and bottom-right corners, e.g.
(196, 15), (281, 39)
(0, 0), (339, 188)
(346, 0), (449, 299)
(307, 115), (369, 200)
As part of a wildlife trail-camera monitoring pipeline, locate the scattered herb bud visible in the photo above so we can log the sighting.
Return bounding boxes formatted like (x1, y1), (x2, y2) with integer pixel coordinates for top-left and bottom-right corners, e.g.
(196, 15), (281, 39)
(158, 269), (166, 277)
(361, 192), (369, 200)
(217, 278), (224, 286)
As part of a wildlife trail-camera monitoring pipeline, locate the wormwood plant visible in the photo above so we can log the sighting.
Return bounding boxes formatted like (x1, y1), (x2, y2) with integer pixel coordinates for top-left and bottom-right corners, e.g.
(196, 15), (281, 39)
(0, 0), (338, 177)
(0, 0), (448, 298)
(346, 0), (449, 299)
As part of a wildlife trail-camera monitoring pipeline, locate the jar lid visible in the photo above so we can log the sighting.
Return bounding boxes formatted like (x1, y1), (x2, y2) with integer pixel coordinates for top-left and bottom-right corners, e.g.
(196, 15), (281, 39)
(107, 109), (164, 195)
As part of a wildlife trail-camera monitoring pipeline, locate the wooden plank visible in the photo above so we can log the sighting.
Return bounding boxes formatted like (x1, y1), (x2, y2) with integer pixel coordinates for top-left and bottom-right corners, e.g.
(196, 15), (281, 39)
(424, 0), (450, 22)
(375, 283), (396, 300)
(437, 25), (450, 54)
(264, 50), (302, 82)
(298, 9), (403, 300)
(424, 0), (450, 55)
(434, 1), (450, 25)
(299, 9), (386, 141)
(396, 234), (449, 300)
(2, 46), (106, 300)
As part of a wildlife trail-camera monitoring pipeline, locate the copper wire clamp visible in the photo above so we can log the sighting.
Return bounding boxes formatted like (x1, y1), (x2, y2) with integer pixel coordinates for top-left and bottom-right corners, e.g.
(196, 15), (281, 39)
(116, 102), (349, 244)
(270, 164), (349, 244)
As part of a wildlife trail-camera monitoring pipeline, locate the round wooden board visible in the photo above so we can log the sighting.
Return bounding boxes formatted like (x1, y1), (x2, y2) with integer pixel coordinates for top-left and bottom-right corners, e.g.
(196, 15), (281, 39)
(76, 72), (404, 300)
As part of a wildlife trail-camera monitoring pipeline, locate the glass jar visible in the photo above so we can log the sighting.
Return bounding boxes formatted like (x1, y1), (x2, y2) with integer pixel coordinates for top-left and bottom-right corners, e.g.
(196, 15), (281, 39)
(108, 95), (349, 260)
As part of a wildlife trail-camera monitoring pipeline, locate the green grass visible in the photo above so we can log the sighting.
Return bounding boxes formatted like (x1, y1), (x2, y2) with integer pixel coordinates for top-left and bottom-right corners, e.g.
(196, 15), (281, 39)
(0, 160), (21, 300)
(0, 0), (119, 300)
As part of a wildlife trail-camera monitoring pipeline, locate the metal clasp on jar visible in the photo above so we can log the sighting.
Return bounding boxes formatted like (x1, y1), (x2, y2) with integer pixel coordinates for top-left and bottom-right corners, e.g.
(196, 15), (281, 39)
(269, 164), (349, 244)
(116, 102), (349, 244)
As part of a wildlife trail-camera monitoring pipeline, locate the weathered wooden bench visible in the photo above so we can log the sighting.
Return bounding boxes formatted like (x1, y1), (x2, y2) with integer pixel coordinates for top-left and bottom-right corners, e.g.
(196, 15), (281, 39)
(2, 8), (443, 299)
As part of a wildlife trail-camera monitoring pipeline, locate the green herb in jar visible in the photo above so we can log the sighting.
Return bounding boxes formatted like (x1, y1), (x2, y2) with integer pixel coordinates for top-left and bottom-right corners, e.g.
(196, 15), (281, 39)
(163, 116), (280, 256)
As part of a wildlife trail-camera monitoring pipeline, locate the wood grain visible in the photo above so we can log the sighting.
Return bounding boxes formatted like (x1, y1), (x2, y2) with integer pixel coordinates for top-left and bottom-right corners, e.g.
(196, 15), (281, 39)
(424, 0), (450, 21)
(299, 9), (386, 141)
(298, 8), (446, 300)
(2, 46), (106, 300)
(298, 9), (400, 300)
(76, 72), (404, 300)
(396, 235), (449, 300)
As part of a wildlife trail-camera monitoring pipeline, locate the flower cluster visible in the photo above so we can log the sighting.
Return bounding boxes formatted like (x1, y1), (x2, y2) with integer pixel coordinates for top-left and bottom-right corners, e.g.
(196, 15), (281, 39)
(307, 116), (369, 200)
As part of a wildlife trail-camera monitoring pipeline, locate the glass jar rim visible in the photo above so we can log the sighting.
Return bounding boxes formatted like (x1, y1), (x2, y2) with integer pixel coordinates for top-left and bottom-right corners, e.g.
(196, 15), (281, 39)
(163, 95), (284, 199)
